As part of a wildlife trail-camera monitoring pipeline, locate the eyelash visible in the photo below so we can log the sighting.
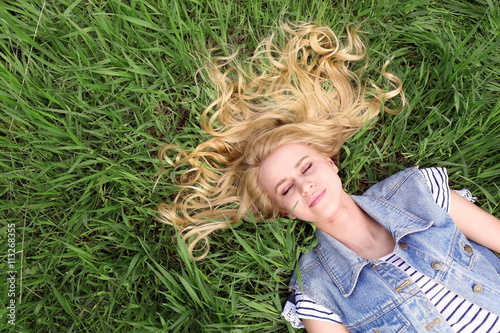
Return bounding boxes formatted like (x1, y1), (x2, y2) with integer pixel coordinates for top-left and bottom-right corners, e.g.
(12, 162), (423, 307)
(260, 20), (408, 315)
(282, 163), (312, 196)
(303, 163), (312, 174)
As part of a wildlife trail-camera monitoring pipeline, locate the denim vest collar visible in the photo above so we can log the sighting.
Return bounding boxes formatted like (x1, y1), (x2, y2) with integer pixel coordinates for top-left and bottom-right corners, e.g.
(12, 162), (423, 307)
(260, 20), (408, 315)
(315, 194), (434, 297)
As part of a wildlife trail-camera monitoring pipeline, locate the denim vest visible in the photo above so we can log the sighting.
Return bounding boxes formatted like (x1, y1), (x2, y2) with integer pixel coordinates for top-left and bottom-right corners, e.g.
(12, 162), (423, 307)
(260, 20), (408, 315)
(289, 167), (500, 332)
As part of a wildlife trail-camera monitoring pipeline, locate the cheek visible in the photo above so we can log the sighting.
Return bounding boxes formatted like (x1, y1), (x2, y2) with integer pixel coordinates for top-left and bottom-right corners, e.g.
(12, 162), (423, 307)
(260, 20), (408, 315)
(270, 194), (287, 212)
(281, 195), (301, 213)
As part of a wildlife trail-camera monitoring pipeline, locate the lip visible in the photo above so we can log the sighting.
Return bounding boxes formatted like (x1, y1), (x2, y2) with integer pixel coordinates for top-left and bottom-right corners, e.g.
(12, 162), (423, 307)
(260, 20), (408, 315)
(309, 189), (326, 207)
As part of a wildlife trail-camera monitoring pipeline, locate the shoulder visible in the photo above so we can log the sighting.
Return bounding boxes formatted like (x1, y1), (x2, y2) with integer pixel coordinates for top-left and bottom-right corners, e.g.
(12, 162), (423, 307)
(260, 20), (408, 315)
(418, 167), (450, 211)
(358, 166), (455, 225)
(363, 166), (433, 200)
(290, 247), (322, 286)
(288, 247), (336, 306)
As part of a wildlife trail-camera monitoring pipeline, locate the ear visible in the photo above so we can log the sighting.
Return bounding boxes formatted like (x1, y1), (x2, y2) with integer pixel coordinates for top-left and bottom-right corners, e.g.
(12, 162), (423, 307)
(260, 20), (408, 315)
(328, 158), (339, 173)
(283, 211), (295, 219)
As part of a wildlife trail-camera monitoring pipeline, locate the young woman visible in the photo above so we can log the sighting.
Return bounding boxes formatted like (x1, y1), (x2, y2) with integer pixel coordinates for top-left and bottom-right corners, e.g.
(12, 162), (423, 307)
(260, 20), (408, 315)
(158, 23), (500, 332)
(270, 143), (500, 332)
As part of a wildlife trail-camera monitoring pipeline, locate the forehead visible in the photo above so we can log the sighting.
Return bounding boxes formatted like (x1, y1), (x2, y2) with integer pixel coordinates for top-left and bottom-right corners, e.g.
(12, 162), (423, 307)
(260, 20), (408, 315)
(264, 143), (314, 164)
(260, 143), (319, 186)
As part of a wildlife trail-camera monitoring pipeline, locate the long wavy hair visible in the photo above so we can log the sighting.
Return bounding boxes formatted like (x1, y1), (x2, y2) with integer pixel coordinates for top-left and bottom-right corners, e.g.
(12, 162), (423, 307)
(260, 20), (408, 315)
(157, 22), (405, 259)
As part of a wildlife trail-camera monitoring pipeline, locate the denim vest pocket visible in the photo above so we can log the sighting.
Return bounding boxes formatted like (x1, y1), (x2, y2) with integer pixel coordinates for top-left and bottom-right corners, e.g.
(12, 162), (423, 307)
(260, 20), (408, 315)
(346, 307), (414, 333)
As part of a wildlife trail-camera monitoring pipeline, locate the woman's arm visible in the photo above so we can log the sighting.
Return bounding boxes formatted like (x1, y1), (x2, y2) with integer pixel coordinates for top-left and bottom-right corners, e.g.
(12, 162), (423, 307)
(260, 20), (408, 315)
(303, 319), (349, 332)
(449, 190), (500, 253)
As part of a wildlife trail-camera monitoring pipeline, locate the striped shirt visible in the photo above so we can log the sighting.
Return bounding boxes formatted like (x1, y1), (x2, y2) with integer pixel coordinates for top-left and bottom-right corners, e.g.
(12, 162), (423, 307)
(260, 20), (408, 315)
(282, 167), (500, 332)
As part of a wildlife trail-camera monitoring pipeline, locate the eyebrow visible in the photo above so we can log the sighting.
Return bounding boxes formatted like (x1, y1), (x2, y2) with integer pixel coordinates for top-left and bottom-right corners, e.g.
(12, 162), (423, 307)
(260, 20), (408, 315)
(274, 155), (309, 194)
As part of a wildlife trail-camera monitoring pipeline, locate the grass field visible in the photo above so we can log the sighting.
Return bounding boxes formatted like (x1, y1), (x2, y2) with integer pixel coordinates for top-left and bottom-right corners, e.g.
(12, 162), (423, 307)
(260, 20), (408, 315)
(1, 0), (499, 332)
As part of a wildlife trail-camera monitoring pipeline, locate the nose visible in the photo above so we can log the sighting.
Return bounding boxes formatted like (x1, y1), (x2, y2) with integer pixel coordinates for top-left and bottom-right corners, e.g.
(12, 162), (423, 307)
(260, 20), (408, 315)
(301, 181), (314, 196)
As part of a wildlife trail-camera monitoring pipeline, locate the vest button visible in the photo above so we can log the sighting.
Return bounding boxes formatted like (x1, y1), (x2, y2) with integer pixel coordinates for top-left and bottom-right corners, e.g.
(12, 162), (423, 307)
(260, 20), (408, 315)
(463, 245), (473, 254)
(473, 284), (483, 294)
(399, 242), (409, 250)
(432, 261), (442, 270)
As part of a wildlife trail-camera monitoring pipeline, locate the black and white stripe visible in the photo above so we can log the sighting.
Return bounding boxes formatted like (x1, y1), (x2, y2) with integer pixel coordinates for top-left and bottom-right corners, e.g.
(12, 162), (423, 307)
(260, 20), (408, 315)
(420, 167), (450, 212)
(281, 292), (342, 328)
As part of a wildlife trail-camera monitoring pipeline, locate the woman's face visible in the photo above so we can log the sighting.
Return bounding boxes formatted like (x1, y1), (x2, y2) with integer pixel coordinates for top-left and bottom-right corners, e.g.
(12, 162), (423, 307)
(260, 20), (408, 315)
(260, 143), (345, 223)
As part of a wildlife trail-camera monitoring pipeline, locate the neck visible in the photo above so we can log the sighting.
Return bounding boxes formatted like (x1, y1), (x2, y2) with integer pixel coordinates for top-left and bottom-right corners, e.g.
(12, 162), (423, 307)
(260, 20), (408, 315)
(315, 193), (395, 260)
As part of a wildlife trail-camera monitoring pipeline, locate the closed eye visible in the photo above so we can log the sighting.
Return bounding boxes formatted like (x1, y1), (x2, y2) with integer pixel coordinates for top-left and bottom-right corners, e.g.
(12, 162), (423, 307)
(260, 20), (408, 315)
(282, 184), (292, 196)
(302, 163), (312, 174)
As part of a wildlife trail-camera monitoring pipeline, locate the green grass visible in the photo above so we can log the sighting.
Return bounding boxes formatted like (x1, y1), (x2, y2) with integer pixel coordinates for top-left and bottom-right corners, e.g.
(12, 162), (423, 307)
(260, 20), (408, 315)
(0, 0), (498, 331)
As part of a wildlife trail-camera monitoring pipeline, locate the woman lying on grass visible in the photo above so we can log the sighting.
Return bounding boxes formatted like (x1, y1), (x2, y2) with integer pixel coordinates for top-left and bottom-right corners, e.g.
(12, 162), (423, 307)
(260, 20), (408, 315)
(158, 23), (500, 332)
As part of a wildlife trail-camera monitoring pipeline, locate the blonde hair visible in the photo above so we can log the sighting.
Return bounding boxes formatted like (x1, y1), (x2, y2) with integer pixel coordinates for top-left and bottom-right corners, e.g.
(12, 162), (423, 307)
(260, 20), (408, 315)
(157, 22), (405, 259)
